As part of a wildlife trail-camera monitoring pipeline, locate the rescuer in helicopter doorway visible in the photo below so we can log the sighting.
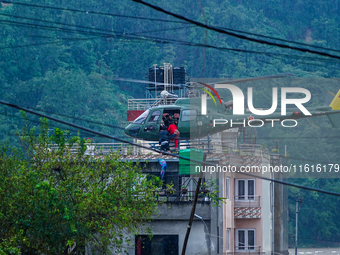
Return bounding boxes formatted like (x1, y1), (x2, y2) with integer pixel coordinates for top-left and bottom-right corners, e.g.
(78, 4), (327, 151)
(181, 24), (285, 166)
(159, 125), (174, 151)
(168, 120), (180, 150)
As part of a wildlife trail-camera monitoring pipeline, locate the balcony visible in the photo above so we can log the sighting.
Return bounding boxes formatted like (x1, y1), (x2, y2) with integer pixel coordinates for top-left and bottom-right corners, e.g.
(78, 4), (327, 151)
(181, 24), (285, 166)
(234, 195), (260, 207)
(226, 246), (264, 255)
(153, 190), (211, 203)
(234, 196), (261, 219)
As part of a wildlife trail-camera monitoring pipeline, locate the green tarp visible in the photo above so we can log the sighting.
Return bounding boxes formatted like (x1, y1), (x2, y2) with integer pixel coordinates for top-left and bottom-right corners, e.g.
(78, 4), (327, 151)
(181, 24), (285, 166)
(179, 148), (204, 175)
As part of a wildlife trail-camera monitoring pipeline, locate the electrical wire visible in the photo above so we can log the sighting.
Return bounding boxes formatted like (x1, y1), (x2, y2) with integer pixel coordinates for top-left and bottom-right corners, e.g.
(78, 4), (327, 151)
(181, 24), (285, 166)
(0, 15), (338, 64)
(132, 0), (340, 61)
(197, 0), (207, 80)
(0, 1), (339, 70)
(257, 136), (340, 140)
(0, 112), (96, 135)
(1, 0), (188, 24)
(0, 1), (339, 249)
(215, 25), (340, 54)
(6, 108), (340, 141)
(0, 26), (334, 70)
(2, 99), (340, 197)
(283, 156), (339, 165)
(297, 236), (340, 244)
(21, 106), (126, 130)
(0, 12), (195, 37)
(3, 0), (340, 55)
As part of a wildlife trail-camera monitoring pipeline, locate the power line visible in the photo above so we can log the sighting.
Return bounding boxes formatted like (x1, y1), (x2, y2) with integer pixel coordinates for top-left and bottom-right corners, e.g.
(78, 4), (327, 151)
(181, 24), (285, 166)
(1, 1), (339, 68)
(1, 0), (187, 24)
(0, 103), (127, 130)
(12, 106), (340, 141)
(4, 0), (340, 55)
(0, 12), (337, 64)
(132, 0), (340, 61)
(285, 156), (340, 165)
(257, 136), (340, 139)
(216, 26), (340, 55)
(0, 17), (338, 65)
(297, 236), (340, 244)
(0, 19), (188, 48)
(2, 99), (340, 198)
(0, 112), (84, 133)
(0, 12), (195, 36)
(22, 106), (126, 130)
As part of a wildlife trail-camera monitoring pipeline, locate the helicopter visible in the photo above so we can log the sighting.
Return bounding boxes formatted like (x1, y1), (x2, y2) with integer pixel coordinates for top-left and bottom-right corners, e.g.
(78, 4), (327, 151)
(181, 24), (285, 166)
(123, 76), (340, 141)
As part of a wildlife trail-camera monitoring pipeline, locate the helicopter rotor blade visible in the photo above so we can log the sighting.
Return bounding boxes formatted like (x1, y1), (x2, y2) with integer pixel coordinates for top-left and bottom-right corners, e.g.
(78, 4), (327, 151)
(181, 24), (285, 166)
(306, 118), (320, 129)
(327, 91), (336, 96)
(204, 73), (295, 85)
(112, 73), (294, 90)
(112, 77), (189, 87)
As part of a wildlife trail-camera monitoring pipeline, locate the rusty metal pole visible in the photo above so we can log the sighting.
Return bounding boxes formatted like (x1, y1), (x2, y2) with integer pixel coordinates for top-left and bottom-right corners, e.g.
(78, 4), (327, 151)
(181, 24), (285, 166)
(181, 153), (207, 255)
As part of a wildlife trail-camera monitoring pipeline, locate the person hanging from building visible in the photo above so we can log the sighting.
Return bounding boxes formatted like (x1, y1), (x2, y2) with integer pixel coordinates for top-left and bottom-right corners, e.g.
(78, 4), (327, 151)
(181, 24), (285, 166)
(168, 120), (180, 150)
(158, 125), (173, 151)
(158, 157), (167, 181)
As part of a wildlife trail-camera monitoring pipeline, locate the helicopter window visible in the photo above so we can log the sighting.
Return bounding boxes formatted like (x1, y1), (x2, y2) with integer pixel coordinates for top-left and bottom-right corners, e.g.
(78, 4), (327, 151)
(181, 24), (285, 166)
(133, 109), (150, 124)
(181, 109), (197, 121)
(148, 110), (161, 124)
(144, 125), (158, 132)
(129, 126), (141, 137)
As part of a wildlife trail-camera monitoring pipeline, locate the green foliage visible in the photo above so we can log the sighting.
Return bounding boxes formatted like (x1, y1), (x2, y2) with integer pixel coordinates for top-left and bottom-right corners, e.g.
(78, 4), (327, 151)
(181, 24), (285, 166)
(202, 178), (226, 206)
(164, 182), (176, 195)
(288, 179), (340, 247)
(0, 119), (160, 254)
(0, 0), (339, 249)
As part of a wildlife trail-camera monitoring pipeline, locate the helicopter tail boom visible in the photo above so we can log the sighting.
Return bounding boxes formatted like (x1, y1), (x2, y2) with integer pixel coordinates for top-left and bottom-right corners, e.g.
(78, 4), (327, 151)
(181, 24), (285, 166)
(327, 113), (340, 128)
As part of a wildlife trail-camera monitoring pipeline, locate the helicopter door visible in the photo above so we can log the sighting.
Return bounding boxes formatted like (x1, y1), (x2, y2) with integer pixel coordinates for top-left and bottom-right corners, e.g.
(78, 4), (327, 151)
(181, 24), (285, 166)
(143, 109), (162, 138)
(178, 109), (198, 139)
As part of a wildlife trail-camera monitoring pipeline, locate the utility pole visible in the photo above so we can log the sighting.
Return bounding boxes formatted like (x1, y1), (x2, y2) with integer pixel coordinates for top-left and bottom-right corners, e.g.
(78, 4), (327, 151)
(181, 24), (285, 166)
(270, 140), (289, 255)
(270, 140), (283, 154)
(295, 194), (303, 255)
(181, 153), (207, 255)
(153, 64), (157, 99)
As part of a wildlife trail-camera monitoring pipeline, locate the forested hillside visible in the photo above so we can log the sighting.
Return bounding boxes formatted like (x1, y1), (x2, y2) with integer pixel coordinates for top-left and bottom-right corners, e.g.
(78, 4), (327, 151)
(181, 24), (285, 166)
(0, 0), (340, 248)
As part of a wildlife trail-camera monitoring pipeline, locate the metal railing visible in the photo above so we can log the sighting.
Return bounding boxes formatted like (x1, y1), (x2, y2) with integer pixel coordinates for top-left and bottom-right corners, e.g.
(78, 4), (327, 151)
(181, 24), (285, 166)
(234, 195), (261, 207)
(49, 143), (137, 156)
(148, 139), (213, 153)
(48, 142), (268, 158)
(229, 246), (262, 254)
(225, 144), (264, 157)
(128, 98), (156, 110)
(225, 253), (265, 255)
(152, 189), (211, 203)
(128, 98), (178, 110)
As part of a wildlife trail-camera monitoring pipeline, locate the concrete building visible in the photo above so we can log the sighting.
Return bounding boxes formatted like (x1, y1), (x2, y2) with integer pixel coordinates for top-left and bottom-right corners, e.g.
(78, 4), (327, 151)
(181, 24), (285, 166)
(221, 146), (272, 254)
(122, 153), (223, 255)
(117, 128), (285, 255)
(79, 129), (289, 255)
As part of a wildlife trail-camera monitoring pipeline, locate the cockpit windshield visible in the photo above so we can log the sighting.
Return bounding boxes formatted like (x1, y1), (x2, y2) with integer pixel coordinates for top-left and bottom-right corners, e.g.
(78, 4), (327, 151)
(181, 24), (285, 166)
(133, 109), (150, 124)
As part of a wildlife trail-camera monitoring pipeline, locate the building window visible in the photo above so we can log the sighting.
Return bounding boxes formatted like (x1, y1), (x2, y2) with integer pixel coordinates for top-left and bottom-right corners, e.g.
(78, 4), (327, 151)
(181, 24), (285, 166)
(135, 235), (178, 255)
(236, 229), (256, 251)
(236, 179), (255, 200)
(226, 178), (230, 200)
(226, 228), (230, 251)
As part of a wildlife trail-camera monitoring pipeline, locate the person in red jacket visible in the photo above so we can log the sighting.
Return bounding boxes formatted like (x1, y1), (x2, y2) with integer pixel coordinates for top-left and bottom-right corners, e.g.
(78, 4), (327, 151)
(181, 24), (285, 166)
(168, 121), (180, 149)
